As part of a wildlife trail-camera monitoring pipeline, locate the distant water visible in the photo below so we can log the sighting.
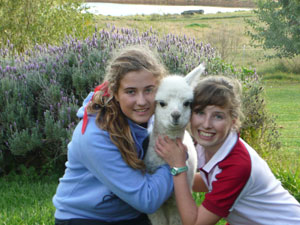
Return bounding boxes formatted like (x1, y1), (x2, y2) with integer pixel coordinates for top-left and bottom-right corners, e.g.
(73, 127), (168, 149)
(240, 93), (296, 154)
(84, 2), (251, 16)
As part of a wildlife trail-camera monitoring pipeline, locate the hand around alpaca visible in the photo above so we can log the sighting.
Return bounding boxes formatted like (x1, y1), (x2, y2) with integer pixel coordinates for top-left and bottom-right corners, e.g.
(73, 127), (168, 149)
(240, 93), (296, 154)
(155, 136), (187, 168)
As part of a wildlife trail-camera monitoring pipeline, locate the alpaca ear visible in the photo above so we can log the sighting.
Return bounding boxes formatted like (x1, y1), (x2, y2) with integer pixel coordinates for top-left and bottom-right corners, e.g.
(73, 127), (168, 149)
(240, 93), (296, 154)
(184, 63), (205, 87)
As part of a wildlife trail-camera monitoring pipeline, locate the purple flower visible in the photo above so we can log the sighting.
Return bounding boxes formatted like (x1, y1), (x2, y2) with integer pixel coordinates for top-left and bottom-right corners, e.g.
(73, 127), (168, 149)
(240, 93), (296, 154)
(5, 65), (11, 72)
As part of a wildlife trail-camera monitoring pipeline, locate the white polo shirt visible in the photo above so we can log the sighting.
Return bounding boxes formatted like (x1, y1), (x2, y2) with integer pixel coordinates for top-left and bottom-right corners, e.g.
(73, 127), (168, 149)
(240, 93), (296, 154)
(197, 131), (300, 225)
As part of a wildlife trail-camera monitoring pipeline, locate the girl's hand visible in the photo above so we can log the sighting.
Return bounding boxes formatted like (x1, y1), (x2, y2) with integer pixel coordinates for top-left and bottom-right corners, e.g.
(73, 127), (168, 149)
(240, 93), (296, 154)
(155, 136), (187, 167)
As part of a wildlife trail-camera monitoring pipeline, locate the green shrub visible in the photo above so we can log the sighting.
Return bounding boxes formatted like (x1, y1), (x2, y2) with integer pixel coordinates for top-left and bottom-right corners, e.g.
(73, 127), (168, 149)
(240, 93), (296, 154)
(0, 25), (280, 176)
(0, 0), (94, 52)
(239, 67), (281, 156)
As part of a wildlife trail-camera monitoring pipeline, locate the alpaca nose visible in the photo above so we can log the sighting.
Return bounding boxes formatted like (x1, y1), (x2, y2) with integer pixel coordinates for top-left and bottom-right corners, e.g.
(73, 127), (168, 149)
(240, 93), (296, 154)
(171, 111), (181, 121)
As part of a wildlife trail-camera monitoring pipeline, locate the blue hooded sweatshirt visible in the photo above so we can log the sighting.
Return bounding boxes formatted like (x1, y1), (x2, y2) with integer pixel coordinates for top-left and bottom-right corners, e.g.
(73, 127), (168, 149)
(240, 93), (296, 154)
(53, 92), (173, 221)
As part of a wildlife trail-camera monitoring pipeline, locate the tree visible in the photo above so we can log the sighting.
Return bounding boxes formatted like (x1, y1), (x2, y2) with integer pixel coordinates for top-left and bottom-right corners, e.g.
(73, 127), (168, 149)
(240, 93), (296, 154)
(0, 0), (93, 52)
(246, 0), (300, 58)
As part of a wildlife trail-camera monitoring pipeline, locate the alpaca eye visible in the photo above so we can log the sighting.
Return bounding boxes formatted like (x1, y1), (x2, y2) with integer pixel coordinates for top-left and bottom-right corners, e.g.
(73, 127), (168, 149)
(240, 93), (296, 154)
(183, 101), (191, 107)
(159, 101), (166, 107)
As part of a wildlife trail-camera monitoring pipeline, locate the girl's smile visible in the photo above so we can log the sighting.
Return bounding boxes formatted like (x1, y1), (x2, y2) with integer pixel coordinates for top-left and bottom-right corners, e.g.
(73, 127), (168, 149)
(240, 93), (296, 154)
(191, 105), (235, 156)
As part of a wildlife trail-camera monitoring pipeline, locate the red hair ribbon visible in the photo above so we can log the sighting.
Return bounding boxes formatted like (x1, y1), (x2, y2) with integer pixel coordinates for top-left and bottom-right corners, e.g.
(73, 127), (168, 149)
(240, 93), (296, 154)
(81, 81), (110, 134)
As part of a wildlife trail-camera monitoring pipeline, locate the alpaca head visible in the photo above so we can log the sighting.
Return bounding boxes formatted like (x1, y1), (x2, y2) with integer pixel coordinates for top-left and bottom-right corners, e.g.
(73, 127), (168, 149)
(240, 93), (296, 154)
(154, 64), (205, 135)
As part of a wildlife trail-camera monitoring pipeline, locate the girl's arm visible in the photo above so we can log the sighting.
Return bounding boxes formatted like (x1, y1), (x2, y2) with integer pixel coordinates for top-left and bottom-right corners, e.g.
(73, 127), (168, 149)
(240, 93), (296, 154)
(156, 136), (221, 225)
(193, 173), (208, 193)
(173, 172), (221, 225)
(74, 121), (174, 214)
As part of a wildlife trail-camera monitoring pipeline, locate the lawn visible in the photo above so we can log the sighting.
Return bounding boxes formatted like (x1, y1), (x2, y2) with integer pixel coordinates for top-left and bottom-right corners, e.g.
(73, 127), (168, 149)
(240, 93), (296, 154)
(0, 174), (57, 225)
(264, 81), (300, 169)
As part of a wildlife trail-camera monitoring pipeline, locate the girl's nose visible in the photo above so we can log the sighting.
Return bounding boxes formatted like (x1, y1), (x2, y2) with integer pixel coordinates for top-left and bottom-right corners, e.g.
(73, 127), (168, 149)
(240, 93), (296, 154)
(136, 93), (146, 105)
(202, 116), (212, 128)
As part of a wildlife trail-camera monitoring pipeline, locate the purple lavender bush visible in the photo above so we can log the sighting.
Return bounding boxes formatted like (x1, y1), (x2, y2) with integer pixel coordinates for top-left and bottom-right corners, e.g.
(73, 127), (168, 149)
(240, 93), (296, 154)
(0, 25), (279, 175)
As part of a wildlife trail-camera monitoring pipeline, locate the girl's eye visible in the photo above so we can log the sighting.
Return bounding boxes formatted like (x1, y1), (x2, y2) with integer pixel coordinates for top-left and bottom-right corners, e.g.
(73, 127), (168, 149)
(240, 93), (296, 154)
(214, 114), (224, 120)
(126, 89), (135, 95)
(145, 87), (154, 94)
(194, 109), (204, 115)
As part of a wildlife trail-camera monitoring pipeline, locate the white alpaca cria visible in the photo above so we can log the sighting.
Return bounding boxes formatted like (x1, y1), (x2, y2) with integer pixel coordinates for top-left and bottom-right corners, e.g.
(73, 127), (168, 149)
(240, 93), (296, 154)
(144, 64), (205, 225)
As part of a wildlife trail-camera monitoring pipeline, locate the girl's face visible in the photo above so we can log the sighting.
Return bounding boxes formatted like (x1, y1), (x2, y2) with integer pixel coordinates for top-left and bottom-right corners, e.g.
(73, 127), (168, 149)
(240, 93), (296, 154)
(115, 70), (158, 125)
(191, 105), (235, 154)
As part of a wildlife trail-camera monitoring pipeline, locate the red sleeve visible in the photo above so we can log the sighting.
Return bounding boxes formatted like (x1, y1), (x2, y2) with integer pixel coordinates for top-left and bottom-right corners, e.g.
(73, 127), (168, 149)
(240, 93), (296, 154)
(202, 142), (251, 217)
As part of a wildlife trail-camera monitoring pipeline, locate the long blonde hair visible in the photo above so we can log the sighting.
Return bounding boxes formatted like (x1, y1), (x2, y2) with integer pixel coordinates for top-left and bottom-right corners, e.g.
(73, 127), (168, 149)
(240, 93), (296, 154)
(87, 45), (166, 170)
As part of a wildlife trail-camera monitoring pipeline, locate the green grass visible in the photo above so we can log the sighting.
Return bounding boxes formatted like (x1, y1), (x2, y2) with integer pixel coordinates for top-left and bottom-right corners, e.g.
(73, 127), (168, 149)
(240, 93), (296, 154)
(263, 77), (300, 202)
(264, 81), (300, 155)
(0, 175), (57, 225)
(185, 23), (210, 28)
